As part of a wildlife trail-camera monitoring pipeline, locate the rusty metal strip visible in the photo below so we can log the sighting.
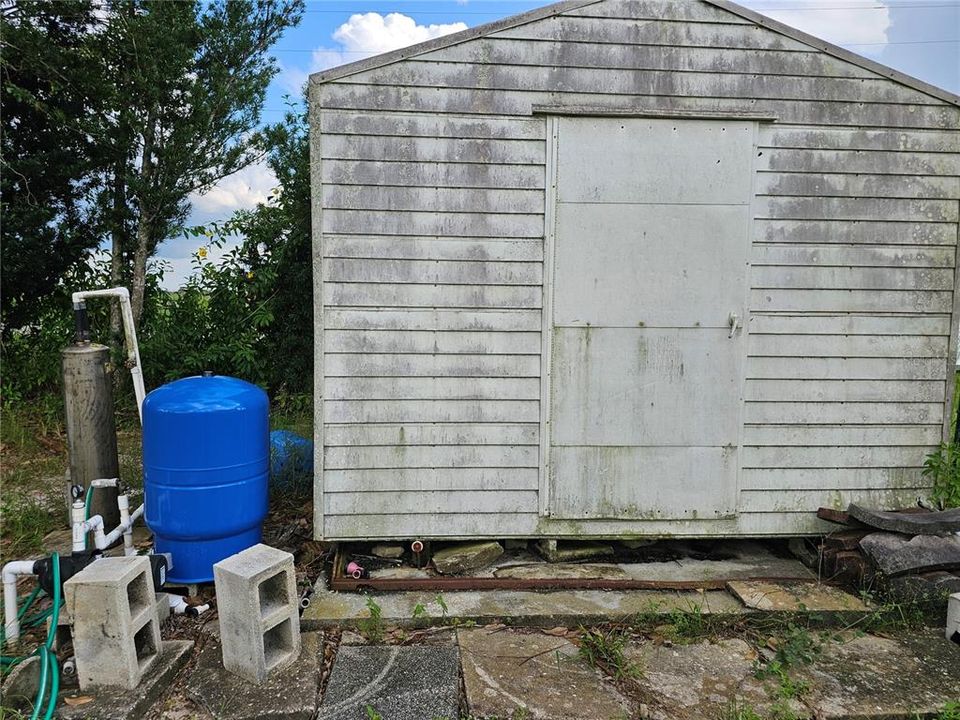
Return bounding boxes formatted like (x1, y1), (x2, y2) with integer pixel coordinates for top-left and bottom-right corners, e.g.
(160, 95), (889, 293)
(330, 549), (822, 592)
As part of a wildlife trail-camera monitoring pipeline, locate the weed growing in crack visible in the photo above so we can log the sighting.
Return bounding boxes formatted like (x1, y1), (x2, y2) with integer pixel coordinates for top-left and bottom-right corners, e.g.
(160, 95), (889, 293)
(358, 596), (384, 643)
(577, 627), (641, 681)
(719, 700), (764, 720)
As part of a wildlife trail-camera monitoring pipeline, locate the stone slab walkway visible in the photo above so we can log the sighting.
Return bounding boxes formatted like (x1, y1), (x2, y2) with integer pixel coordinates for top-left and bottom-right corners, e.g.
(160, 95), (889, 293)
(58, 640), (194, 720)
(794, 629), (960, 718)
(626, 637), (806, 720)
(314, 626), (959, 720)
(302, 587), (747, 629)
(458, 627), (632, 720)
(183, 632), (322, 720)
(727, 580), (870, 615)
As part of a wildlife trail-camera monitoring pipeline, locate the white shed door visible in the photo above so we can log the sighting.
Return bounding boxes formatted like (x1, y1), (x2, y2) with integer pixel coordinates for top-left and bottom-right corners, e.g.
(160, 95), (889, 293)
(545, 117), (754, 521)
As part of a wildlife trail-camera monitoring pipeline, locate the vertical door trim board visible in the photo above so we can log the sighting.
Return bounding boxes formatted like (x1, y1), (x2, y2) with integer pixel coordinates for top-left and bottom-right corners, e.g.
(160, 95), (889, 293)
(538, 115), (560, 518)
(735, 120), (761, 512)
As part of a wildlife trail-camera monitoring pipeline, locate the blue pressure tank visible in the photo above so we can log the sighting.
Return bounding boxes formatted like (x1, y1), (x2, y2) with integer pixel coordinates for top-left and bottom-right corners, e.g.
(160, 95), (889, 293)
(143, 373), (268, 584)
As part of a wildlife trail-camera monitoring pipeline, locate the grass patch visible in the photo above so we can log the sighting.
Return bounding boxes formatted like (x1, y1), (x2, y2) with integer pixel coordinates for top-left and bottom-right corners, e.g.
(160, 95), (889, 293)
(930, 700), (960, 720)
(0, 496), (61, 558)
(628, 597), (737, 644)
(1, 402), (68, 557)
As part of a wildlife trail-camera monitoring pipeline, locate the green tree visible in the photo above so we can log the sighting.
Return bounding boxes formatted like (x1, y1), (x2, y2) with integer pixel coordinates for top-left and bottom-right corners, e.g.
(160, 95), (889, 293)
(0, 1), (106, 331)
(96, 0), (304, 328)
(156, 96), (311, 393)
(237, 98), (312, 391)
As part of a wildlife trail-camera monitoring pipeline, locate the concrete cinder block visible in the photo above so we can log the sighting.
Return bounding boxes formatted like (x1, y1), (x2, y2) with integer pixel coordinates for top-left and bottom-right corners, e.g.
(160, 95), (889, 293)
(64, 556), (161, 690)
(214, 543), (301, 683)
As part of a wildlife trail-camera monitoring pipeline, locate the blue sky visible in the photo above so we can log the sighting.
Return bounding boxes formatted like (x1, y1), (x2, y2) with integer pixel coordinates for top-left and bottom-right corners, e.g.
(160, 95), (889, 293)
(159, 0), (960, 287)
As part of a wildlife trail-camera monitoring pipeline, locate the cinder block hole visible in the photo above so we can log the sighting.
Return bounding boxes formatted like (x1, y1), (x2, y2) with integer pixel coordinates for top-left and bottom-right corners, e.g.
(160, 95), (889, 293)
(257, 572), (290, 619)
(133, 622), (158, 670)
(126, 572), (152, 618)
(262, 617), (295, 672)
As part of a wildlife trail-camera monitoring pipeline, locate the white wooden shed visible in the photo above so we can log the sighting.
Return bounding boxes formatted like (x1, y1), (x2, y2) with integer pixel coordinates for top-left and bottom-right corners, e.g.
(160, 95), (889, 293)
(309, 0), (960, 541)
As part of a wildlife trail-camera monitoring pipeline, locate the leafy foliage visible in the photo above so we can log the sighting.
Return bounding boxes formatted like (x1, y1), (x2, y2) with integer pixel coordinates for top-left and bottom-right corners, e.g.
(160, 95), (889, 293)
(1, 98), (312, 416)
(922, 443), (960, 509)
(1, 0), (304, 335)
(141, 98), (313, 393)
(0, 1), (106, 331)
(93, 0), (304, 325)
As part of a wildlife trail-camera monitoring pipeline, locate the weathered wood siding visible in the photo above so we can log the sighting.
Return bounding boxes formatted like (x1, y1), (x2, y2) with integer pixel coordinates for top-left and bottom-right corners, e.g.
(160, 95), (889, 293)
(311, 0), (960, 540)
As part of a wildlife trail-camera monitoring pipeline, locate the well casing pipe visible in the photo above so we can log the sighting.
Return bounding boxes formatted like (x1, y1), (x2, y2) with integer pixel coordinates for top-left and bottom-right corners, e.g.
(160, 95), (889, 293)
(62, 343), (120, 529)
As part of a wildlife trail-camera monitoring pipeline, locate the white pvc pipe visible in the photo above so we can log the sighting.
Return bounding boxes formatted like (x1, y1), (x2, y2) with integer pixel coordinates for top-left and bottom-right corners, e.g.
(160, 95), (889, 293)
(71, 485), (145, 554)
(166, 594), (189, 615)
(95, 504), (144, 551)
(117, 494), (135, 556)
(75, 515), (104, 553)
(70, 500), (87, 552)
(3, 560), (37, 645)
(72, 287), (145, 422)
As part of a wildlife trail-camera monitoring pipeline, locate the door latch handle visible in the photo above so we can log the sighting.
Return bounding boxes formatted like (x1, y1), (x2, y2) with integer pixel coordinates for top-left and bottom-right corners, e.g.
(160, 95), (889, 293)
(728, 312), (740, 339)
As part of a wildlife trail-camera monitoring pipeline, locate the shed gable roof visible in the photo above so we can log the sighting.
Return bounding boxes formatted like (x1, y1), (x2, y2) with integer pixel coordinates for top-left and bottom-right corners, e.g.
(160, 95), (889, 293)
(311, 0), (959, 107)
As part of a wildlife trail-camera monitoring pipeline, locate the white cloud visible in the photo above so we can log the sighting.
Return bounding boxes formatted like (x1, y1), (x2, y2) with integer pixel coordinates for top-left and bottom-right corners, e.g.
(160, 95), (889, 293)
(310, 12), (468, 72)
(745, 0), (890, 55)
(190, 162), (277, 216)
(333, 12), (468, 54)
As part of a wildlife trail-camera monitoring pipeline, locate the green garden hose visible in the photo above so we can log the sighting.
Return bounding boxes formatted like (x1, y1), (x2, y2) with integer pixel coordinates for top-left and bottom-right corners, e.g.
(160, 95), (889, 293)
(29, 645), (49, 720)
(1, 552), (61, 719)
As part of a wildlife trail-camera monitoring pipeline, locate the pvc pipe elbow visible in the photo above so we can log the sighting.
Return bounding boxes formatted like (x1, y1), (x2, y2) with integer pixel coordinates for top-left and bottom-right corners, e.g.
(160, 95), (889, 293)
(2, 560), (37, 585)
(167, 594), (189, 615)
(3, 560), (38, 644)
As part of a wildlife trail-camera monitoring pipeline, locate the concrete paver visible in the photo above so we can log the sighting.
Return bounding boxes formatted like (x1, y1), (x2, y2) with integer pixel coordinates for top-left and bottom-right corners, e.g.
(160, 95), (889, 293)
(727, 580), (870, 615)
(183, 632), (322, 720)
(458, 627), (632, 720)
(625, 638), (807, 720)
(317, 645), (460, 720)
(795, 629), (960, 718)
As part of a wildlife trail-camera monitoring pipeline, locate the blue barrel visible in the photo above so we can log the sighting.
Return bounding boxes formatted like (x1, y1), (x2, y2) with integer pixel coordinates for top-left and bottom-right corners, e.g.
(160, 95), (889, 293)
(143, 374), (268, 584)
(270, 429), (314, 488)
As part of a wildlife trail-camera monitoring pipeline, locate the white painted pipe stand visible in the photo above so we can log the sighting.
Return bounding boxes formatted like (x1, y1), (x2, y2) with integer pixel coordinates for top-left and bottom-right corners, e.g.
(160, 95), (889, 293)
(71, 287), (145, 421)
